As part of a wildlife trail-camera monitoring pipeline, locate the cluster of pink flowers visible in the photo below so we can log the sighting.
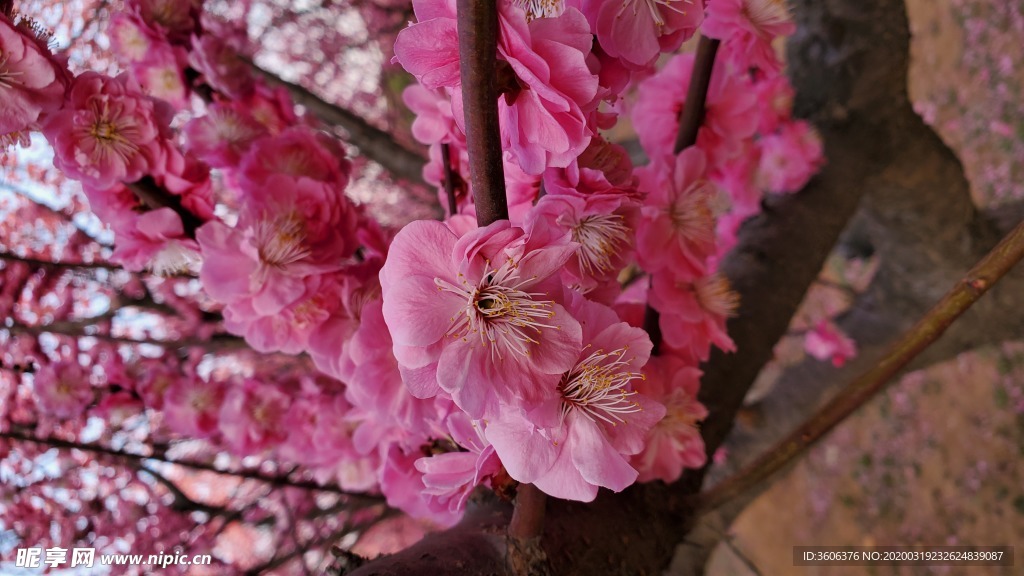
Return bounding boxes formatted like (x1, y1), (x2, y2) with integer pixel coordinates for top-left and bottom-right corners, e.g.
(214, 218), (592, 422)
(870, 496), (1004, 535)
(8, 0), (831, 532)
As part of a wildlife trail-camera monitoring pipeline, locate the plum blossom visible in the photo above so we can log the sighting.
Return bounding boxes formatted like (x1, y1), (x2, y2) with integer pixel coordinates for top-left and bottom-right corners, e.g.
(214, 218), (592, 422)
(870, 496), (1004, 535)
(219, 378), (291, 455)
(394, 0), (600, 175)
(574, 0), (704, 68)
(163, 377), (227, 438)
(0, 13), (67, 138)
(756, 121), (825, 194)
(43, 72), (171, 189)
(804, 320), (857, 367)
(703, 0), (794, 72)
(636, 148), (720, 279)
(632, 52), (759, 164)
(650, 272), (738, 363)
(415, 414), (501, 516)
(485, 294), (664, 501)
(32, 361), (93, 419)
(380, 219), (582, 418)
(631, 355), (708, 482)
(526, 193), (637, 298)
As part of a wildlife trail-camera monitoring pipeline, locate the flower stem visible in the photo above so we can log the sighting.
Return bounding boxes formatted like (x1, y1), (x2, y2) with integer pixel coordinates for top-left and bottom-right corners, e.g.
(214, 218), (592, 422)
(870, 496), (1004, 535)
(696, 217), (1024, 513)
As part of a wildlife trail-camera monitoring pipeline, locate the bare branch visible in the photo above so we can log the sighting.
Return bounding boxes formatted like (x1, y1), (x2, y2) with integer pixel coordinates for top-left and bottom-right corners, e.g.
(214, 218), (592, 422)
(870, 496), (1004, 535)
(456, 0), (507, 226)
(0, 429), (382, 501)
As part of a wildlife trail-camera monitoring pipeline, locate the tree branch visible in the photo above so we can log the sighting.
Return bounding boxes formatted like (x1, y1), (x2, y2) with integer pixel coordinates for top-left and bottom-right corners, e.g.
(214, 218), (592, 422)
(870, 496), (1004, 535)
(248, 63), (428, 186)
(128, 178), (204, 237)
(1, 429), (382, 501)
(698, 216), (1024, 513)
(456, 0), (507, 226)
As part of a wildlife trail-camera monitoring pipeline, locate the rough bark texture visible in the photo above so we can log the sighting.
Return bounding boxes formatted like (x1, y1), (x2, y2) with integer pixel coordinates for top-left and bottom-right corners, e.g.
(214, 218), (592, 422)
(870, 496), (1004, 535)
(348, 0), (1024, 574)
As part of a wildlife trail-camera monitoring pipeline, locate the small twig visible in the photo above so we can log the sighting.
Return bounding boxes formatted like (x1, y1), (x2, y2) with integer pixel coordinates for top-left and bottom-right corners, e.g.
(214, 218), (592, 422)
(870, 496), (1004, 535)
(456, 0), (507, 226)
(441, 142), (459, 216)
(696, 218), (1024, 513)
(674, 36), (721, 154)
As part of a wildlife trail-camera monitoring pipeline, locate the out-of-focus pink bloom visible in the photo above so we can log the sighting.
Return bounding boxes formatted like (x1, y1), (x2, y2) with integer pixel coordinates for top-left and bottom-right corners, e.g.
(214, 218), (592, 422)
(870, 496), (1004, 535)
(380, 219), (582, 418)
(132, 44), (189, 109)
(163, 377), (226, 438)
(703, 0), (794, 72)
(128, 0), (196, 44)
(403, 85), (462, 146)
(576, 0), (704, 68)
(632, 53), (759, 164)
(219, 378), (291, 455)
(631, 355), (708, 483)
(237, 127), (351, 192)
(108, 12), (161, 62)
(804, 320), (857, 367)
(188, 22), (253, 98)
(636, 148), (718, 279)
(108, 208), (200, 274)
(279, 393), (355, 467)
(650, 272), (738, 363)
(756, 121), (824, 194)
(44, 72), (171, 189)
(183, 102), (268, 168)
(486, 294), (664, 502)
(32, 361), (93, 419)
(0, 13), (67, 137)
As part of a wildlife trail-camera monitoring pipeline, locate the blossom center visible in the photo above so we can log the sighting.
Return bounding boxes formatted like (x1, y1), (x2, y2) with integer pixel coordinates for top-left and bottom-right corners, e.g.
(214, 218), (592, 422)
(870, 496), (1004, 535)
(560, 346), (643, 426)
(693, 274), (740, 317)
(571, 214), (629, 276)
(435, 258), (556, 360)
(0, 50), (24, 88)
(742, 0), (790, 35)
(252, 213), (311, 269)
(515, 0), (565, 20)
(617, 0), (694, 28)
(667, 180), (716, 246)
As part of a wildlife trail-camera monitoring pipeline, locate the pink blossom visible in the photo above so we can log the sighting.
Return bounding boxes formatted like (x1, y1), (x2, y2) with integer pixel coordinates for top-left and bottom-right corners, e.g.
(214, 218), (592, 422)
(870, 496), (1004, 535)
(632, 53), (759, 164)
(183, 101), (268, 168)
(631, 355), (708, 483)
(403, 84), (462, 146)
(576, 0), (704, 68)
(635, 148), (719, 279)
(526, 192), (636, 298)
(132, 44), (189, 110)
(163, 377), (227, 439)
(237, 127), (351, 192)
(380, 444), (461, 527)
(804, 320), (857, 367)
(188, 22), (253, 98)
(394, 1), (600, 175)
(414, 414), (501, 516)
(650, 272), (738, 363)
(108, 208), (199, 273)
(379, 219), (582, 418)
(485, 294), (664, 501)
(756, 121), (824, 194)
(703, 0), (795, 72)
(43, 72), (171, 189)
(0, 13), (67, 137)
(279, 393), (355, 467)
(219, 378), (291, 455)
(32, 361), (94, 419)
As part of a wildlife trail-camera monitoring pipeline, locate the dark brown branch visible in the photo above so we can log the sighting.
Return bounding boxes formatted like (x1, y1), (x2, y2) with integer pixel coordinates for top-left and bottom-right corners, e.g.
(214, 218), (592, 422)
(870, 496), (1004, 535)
(456, 0), (507, 226)
(0, 251), (124, 272)
(248, 63), (428, 185)
(698, 216), (1024, 513)
(508, 484), (550, 575)
(441, 142), (459, 216)
(1, 429), (381, 500)
(674, 37), (721, 154)
(129, 178), (204, 237)
(5, 320), (246, 351)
